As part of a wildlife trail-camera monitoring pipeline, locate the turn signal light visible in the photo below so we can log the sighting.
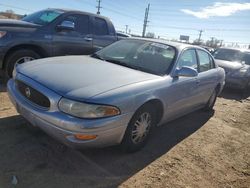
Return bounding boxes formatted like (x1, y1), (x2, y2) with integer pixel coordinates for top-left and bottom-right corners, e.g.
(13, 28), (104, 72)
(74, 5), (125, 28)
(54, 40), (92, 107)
(74, 134), (97, 140)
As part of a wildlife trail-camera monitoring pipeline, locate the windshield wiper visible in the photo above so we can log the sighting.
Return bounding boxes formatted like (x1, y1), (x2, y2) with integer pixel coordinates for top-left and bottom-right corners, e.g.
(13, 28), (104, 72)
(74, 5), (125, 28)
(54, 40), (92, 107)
(104, 59), (140, 70)
(91, 53), (106, 61)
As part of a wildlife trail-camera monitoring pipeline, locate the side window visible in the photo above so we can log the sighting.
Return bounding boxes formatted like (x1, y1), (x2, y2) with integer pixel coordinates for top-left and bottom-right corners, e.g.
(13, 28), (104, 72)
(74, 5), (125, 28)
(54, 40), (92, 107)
(94, 18), (109, 35)
(177, 49), (198, 70)
(59, 14), (89, 34)
(59, 14), (80, 33)
(78, 15), (89, 34)
(197, 50), (213, 72)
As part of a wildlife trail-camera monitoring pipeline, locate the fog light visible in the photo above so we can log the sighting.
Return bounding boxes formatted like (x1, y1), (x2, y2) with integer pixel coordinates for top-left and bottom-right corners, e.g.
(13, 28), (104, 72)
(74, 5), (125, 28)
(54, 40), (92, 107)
(74, 134), (97, 140)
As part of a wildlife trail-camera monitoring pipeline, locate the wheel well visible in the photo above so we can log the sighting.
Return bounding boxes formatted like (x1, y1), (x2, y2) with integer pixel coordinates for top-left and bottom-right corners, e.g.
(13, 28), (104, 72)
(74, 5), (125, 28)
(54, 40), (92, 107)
(3, 44), (48, 69)
(140, 99), (164, 125)
(215, 84), (221, 93)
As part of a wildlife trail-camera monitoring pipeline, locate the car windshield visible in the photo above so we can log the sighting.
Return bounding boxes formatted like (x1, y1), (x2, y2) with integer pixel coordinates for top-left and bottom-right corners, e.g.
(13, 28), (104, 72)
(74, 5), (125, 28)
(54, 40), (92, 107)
(93, 39), (176, 75)
(213, 48), (250, 65)
(22, 10), (63, 26)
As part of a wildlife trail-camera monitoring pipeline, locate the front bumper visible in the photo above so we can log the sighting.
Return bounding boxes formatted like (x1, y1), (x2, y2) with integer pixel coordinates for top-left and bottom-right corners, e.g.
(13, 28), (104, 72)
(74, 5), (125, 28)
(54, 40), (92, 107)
(7, 76), (132, 148)
(225, 75), (250, 90)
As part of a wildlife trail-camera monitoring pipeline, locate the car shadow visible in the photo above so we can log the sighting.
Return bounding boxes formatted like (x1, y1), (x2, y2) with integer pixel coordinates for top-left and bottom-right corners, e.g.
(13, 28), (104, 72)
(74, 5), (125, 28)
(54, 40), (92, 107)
(0, 84), (6, 92)
(219, 88), (250, 101)
(0, 73), (7, 92)
(0, 110), (214, 188)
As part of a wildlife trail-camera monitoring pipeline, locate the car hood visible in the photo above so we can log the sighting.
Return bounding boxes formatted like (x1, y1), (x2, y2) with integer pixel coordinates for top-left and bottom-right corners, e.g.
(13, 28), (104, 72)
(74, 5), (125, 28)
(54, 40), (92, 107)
(0, 19), (40, 28)
(17, 56), (159, 100)
(215, 59), (245, 70)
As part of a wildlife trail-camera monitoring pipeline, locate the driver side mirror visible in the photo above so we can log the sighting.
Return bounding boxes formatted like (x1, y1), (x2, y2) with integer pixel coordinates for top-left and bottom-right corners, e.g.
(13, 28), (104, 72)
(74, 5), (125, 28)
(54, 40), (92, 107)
(173, 66), (198, 78)
(57, 20), (75, 31)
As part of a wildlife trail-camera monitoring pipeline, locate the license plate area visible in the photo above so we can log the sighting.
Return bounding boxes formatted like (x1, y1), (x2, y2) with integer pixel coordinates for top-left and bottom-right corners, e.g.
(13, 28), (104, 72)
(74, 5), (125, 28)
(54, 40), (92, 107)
(17, 104), (36, 126)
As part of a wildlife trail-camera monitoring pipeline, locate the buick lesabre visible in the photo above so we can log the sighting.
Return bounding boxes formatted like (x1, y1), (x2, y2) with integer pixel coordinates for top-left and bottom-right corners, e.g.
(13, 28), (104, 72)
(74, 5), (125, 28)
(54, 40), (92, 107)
(7, 38), (225, 152)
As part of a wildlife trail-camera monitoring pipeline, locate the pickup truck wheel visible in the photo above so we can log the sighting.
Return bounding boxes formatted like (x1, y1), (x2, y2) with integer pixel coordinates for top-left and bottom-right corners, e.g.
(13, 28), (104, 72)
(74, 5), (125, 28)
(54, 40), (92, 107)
(121, 104), (156, 153)
(5, 49), (40, 78)
(204, 89), (217, 111)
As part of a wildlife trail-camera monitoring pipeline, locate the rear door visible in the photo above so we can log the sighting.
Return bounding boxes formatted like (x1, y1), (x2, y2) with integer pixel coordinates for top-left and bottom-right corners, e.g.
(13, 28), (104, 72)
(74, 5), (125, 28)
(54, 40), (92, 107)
(196, 49), (218, 104)
(92, 17), (117, 52)
(52, 14), (93, 56)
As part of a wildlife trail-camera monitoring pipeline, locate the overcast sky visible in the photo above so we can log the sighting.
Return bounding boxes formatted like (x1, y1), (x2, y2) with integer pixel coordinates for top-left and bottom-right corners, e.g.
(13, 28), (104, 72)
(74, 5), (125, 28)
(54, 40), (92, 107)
(0, 0), (250, 46)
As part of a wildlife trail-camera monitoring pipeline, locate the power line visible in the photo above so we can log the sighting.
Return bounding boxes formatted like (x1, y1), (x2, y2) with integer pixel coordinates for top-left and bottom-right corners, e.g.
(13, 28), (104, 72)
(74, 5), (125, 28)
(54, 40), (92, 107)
(147, 24), (250, 32)
(102, 7), (142, 21)
(103, 1), (144, 17)
(0, 3), (33, 12)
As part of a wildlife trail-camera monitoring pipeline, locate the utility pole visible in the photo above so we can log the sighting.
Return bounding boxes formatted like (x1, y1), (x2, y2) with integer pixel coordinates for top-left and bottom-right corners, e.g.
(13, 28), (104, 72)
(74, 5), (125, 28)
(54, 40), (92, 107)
(220, 40), (223, 47)
(142, 3), (150, 37)
(96, 0), (101, 15)
(125, 25), (128, 34)
(198, 30), (203, 44)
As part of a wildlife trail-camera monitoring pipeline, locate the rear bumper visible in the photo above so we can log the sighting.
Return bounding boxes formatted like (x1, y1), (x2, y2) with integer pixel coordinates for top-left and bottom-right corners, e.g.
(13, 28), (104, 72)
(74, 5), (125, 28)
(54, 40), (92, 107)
(7, 77), (132, 148)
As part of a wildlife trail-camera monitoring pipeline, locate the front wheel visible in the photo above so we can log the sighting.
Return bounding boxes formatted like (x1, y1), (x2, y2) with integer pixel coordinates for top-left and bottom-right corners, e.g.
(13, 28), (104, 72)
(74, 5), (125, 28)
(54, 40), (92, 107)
(121, 104), (156, 152)
(203, 89), (217, 111)
(5, 49), (40, 78)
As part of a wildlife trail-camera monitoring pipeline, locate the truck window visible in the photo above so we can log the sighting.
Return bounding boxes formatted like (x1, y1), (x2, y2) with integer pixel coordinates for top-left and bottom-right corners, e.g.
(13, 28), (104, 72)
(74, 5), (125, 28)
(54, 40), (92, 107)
(78, 15), (90, 34)
(94, 18), (109, 35)
(59, 14), (89, 34)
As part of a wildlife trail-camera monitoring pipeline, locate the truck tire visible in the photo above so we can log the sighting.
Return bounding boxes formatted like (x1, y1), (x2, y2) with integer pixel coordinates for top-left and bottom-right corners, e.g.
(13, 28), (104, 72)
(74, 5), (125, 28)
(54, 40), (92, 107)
(5, 49), (40, 78)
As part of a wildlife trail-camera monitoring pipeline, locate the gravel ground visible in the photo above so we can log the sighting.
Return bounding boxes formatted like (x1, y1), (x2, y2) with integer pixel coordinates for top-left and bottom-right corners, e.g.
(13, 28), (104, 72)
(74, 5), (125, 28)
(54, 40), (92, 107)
(0, 76), (249, 188)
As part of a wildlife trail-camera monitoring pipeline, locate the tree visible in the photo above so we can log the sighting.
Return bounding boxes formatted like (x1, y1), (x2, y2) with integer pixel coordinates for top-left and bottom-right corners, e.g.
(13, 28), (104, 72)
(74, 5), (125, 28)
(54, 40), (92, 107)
(192, 39), (204, 45)
(205, 37), (222, 48)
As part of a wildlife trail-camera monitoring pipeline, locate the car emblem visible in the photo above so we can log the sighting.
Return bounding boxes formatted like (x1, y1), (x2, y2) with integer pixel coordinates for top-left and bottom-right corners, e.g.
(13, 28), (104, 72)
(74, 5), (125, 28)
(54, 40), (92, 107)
(25, 87), (31, 98)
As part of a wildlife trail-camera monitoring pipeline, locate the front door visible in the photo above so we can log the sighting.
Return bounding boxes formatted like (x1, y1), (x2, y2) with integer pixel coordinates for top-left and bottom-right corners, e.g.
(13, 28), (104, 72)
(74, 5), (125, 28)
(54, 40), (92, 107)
(165, 49), (201, 120)
(52, 14), (93, 56)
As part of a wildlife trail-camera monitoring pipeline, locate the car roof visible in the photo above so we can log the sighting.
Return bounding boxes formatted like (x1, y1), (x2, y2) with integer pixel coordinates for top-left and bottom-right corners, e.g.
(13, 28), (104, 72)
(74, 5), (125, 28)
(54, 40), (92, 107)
(46, 8), (110, 20)
(128, 37), (205, 51)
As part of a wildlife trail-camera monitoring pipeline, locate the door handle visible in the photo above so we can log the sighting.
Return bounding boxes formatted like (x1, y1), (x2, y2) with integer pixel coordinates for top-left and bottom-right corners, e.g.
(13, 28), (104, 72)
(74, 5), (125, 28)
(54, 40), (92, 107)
(83, 37), (93, 41)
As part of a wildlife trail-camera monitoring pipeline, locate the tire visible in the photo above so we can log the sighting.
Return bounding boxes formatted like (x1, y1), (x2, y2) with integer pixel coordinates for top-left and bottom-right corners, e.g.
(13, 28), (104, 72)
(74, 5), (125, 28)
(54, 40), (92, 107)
(203, 89), (218, 111)
(121, 104), (156, 153)
(5, 49), (40, 78)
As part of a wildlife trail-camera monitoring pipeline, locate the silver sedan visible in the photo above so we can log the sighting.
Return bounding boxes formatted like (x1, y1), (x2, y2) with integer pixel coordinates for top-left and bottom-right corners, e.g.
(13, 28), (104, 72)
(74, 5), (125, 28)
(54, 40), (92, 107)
(7, 38), (225, 152)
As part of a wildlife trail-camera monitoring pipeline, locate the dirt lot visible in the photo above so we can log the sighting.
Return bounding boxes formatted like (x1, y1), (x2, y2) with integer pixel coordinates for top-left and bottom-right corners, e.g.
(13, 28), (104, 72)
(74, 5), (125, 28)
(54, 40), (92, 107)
(0, 76), (250, 188)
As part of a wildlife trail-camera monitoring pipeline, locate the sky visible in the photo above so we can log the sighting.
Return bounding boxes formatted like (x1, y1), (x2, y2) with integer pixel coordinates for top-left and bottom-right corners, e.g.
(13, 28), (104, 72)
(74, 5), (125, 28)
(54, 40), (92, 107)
(0, 0), (250, 47)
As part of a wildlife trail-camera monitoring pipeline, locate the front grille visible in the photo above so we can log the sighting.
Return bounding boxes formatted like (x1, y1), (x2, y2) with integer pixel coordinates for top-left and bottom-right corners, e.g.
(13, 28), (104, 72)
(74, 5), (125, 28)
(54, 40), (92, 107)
(16, 80), (50, 108)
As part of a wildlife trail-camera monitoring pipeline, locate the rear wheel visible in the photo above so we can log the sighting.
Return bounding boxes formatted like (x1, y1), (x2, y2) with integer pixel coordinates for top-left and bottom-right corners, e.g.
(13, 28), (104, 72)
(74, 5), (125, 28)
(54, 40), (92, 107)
(121, 104), (156, 152)
(5, 49), (40, 78)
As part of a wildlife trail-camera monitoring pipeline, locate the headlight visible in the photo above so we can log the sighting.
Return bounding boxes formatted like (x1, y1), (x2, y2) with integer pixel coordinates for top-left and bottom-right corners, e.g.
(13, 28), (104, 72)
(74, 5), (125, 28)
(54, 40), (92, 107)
(58, 98), (120, 118)
(238, 67), (248, 76)
(0, 31), (7, 38)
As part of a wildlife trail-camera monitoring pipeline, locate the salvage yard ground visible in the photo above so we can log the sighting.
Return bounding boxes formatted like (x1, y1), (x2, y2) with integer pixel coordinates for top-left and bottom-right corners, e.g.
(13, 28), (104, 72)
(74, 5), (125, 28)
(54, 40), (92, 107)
(0, 75), (250, 188)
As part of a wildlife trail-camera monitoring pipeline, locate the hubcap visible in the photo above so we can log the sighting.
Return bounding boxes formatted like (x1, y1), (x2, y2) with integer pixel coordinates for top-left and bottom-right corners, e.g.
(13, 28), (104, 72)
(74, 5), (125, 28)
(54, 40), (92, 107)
(15, 56), (35, 65)
(131, 112), (151, 144)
